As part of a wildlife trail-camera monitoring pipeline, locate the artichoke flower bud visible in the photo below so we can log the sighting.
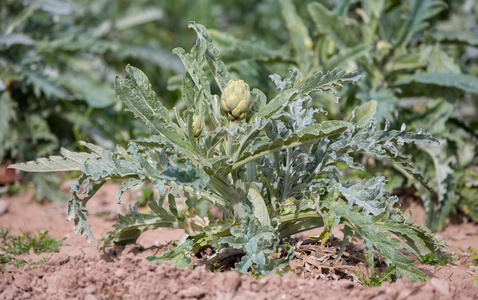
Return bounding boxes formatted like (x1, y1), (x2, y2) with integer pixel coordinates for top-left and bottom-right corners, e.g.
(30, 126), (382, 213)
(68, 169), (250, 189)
(192, 115), (204, 138)
(220, 79), (252, 121)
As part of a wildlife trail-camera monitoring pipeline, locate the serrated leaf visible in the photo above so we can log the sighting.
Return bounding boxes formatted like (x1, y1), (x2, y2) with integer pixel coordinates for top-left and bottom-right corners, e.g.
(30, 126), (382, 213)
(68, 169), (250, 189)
(25, 72), (70, 100)
(8, 148), (95, 172)
(116, 178), (143, 203)
(68, 195), (96, 243)
(420, 144), (455, 231)
(0, 93), (16, 148)
(209, 29), (291, 64)
(395, 0), (446, 46)
(396, 73), (478, 94)
(254, 88), (298, 120)
(279, 0), (313, 73)
(188, 22), (232, 92)
(269, 68), (302, 92)
(220, 217), (292, 275)
(378, 215), (451, 261)
(328, 120), (439, 191)
(173, 47), (205, 93)
(115, 65), (191, 152)
(233, 120), (349, 170)
(115, 65), (171, 123)
(298, 69), (361, 99)
(431, 30), (478, 47)
(347, 100), (377, 127)
(308, 2), (359, 48)
(328, 44), (373, 69)
(58, 74), (116, 108)
(338, 176), (398, 216)
(148, 244), (193, 269)
(324, 197), (431, 281)
(101, 204), (180, 246)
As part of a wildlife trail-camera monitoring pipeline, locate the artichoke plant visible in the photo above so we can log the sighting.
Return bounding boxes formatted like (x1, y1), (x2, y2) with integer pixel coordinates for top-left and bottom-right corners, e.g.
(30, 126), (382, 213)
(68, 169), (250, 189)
(220, 79), (252, 120)
(9, 22), (452, 281)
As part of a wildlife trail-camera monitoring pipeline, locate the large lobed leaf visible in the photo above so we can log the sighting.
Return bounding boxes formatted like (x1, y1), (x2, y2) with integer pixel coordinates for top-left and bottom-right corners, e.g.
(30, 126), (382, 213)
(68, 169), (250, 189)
(338, 176), (398, 216)
(396, 73), (478, 95)
(100, 203), (182, 247)
(308, 2), (358, 48)
(0, 93), (18, 157)
(298, 69), (361, 101)
(321, 191), (448, 282)
(278, 0), (314, 74)
(115, 65), (191, 152)
(232, 120), (349, 170)
(220, 217), (294, 275)
(209, 29), (291, 64)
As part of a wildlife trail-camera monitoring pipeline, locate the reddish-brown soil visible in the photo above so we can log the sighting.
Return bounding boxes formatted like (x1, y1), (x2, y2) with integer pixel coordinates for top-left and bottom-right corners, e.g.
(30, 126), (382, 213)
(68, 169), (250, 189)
(1, 183), (477, 299)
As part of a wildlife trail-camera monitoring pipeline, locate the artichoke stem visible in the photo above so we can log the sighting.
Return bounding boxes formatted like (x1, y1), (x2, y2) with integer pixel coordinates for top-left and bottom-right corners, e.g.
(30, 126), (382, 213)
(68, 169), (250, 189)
(226, 134), (234, 157)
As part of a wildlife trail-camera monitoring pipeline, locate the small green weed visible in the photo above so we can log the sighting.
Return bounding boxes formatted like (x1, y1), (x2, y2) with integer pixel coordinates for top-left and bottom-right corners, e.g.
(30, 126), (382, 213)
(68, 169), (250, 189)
(0, 228), (65, 272)
(350, 266), (397, 287)
(135, 186), (155, 207)
(459, 246), (478, 267)
(420, 251), (452, 267)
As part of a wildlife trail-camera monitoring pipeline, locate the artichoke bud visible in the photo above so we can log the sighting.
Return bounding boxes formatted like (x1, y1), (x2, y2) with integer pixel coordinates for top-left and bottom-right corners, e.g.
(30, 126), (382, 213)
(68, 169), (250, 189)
(192, 115), (204, 138)
(220, 79), (252, 121)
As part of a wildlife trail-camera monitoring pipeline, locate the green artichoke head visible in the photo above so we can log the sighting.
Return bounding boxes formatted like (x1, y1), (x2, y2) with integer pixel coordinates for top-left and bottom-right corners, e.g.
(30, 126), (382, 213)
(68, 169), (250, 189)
(192, 115), (204, 138)
(220, 79), (252, 121)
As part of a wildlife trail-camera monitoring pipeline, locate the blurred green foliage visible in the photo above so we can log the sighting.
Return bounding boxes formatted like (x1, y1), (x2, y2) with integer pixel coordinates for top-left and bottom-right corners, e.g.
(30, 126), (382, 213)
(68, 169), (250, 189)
(0, 0), (318, 162)
(0, 0), (315, 200)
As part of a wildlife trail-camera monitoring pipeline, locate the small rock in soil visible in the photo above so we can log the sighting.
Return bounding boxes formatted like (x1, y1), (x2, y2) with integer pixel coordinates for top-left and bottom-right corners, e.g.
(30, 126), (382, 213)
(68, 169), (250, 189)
(178, 286), (207, 299)
(84, 294), (98, 300)
(84, 285), (97, 295)
(430, 278), (450, 295)
(46, 284), (58, 295)
(213, 271), (241, 292)
(114, 268), (126, 278)
(13, 274), (32, 291)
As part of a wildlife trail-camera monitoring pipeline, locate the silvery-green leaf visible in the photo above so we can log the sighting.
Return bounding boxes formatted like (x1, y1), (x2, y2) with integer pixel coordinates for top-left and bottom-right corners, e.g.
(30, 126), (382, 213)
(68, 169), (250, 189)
(347, 99), (377, 127)
(279, 0), (313, 73)
(396, 73), (478, 95)
(233, 120), (349, 170)
(308, 2), (359, 48)
(8, 148), (95, 172)
(248, 184), (271, 226)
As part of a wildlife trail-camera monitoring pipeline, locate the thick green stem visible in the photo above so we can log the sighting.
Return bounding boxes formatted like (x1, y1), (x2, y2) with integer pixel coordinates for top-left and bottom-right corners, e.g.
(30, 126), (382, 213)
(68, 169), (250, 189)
(232, 139), (306, 171)
(182, 186), (232, 216)
(226, 134), (234, 157)
(278, 211), (325, 239)
(281, 148), (292, 202)
(209, 175), (246, 219)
